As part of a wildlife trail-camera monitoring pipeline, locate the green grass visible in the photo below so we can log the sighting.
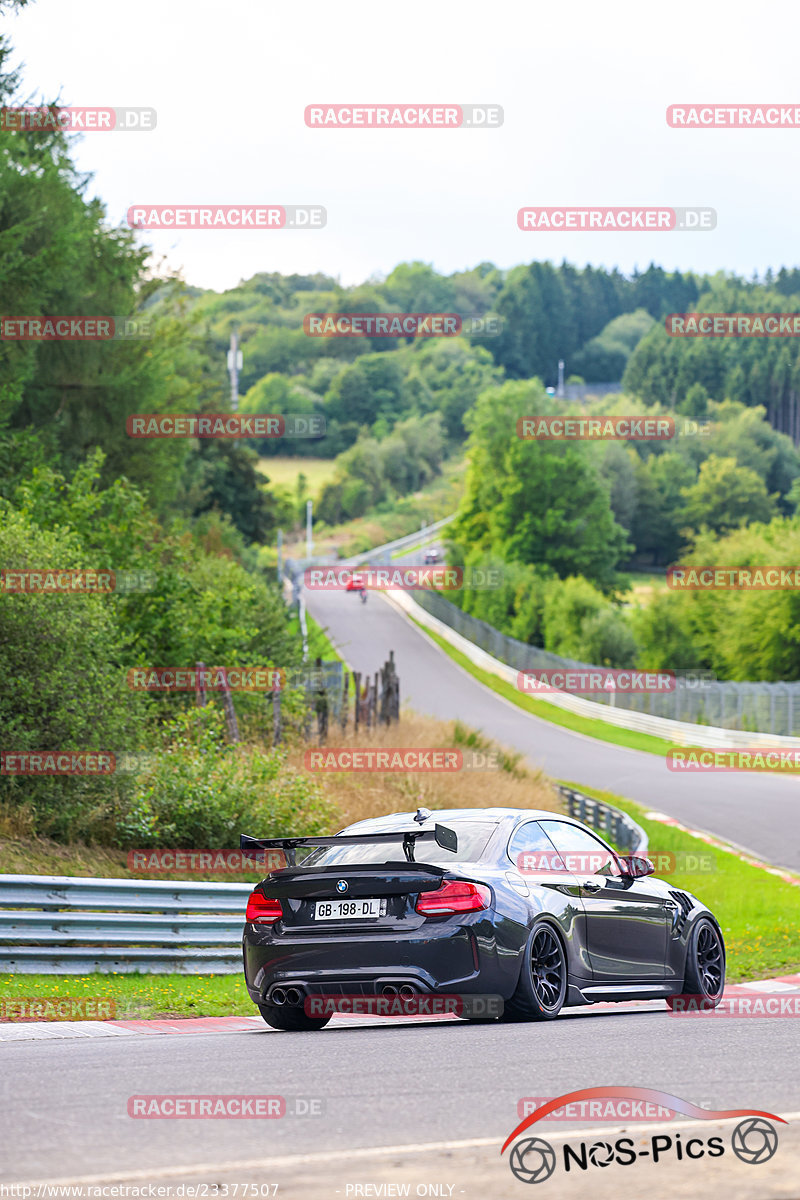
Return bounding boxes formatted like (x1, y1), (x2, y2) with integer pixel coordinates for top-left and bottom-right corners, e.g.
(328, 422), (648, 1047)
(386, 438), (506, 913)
(2, 780), (797, 1019)
(562, 781), (800, 983)
(2, 789), (796, 1019)
(286, 459), (464, 560)
(621, 569), (669, 609)
(0, 972), (254, 1020)
(412, 616), (676, 758)
(256, 456), (338, 498)
(295, 609), (345, 665)
(391, 533), (442, 560)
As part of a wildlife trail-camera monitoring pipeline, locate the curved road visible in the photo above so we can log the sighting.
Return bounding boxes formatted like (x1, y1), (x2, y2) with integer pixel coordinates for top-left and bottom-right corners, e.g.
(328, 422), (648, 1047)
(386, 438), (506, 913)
(2, 581), (797, 1195)
(307, 587), (800, 871)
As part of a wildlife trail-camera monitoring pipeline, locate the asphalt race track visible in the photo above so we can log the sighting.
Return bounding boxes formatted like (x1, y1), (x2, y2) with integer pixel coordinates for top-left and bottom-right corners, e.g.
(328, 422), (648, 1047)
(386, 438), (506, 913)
(3, 578), (799, 1198)
(1, 1009), (799, 1195)
(306, 587), (800, 871)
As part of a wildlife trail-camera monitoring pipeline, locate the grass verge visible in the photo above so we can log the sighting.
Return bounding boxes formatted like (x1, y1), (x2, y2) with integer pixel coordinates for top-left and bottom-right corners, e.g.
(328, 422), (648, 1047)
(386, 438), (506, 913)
(2, 792), (796, 1017)
(411, 615), (675, 757)
(563, 780), (800, 983)
(286, 609), (344, 665)
(0, 973), (253, 1020)
(2, 782), (797, 1016)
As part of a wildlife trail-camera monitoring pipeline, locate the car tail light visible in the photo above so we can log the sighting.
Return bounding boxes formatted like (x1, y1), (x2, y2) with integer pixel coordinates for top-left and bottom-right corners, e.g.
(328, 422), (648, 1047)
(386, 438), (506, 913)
(415, 880), (491, 915)
(246, 892), (282, 923)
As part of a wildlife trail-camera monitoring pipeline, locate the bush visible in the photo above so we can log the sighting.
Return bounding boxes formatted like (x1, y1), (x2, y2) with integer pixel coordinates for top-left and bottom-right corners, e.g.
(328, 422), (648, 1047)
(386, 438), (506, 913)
(116, 707), (338, 848)
(0, 504), (148, 841)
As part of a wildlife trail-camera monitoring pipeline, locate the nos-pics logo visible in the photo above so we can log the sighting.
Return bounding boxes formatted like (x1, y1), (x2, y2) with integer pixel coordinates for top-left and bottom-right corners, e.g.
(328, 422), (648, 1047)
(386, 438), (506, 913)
(502, 1088), (784, 1184)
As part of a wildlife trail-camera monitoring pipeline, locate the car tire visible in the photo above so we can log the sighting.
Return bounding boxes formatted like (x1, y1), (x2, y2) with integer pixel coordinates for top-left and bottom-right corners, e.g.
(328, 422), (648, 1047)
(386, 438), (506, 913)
(503, 920), (568, 1022)
(667, 917), (726, 1011)
(257, 1003), (331, 1031)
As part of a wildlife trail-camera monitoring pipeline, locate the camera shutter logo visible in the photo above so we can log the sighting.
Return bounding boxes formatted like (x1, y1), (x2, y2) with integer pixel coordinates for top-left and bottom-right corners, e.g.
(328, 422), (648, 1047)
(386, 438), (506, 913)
(731, 1118), (779, 1164)
(508, 1137), (556, 1184)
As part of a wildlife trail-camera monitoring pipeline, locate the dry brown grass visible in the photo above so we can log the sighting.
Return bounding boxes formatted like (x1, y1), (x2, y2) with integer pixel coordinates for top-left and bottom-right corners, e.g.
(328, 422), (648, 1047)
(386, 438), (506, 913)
(286, 710), (561, 827)
(0, 714), (560, 879)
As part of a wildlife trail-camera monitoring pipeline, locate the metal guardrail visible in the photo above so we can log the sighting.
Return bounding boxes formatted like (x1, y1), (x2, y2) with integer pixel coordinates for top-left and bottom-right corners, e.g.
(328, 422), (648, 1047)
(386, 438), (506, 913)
(347, 515), (456, 567)
(411, 587), (800, 739)
(0, 794), (645, 974)
(0, 875), (251, 974)
(558, 785), (648, 855)
(284, 515), (457, 586)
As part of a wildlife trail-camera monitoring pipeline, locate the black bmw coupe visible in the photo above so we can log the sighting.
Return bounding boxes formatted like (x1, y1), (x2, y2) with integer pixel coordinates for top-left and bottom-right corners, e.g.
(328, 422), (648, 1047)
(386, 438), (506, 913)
(240, 806), (725, 1031)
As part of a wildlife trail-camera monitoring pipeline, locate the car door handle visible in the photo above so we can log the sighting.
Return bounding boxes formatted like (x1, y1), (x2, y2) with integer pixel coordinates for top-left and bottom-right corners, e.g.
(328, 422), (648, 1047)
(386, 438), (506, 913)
(580, 881), (603, 893)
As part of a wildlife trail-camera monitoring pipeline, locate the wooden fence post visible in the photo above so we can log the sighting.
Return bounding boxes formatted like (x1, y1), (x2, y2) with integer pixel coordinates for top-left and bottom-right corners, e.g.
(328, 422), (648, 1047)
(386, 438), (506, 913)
(272, 677), (282, 745)
(353, 671), (361, 733)
(195, 662), (207, 708)
(219, 668), (240, 743)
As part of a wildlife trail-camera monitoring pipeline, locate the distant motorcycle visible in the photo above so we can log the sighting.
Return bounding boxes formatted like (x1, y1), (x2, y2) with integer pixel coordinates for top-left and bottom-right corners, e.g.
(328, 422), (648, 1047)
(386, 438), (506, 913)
(345, 573), (368, 603)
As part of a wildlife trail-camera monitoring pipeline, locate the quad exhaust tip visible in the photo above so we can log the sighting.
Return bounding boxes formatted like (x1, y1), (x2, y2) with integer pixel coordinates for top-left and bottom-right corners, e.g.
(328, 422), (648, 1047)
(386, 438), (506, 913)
(270, 984), (304, 1006)
(381, 982), (418, 998)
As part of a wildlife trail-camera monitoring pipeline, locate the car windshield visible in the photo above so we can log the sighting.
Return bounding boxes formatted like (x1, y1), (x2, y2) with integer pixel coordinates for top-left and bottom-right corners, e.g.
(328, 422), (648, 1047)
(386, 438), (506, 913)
(294, 821), (497, 868)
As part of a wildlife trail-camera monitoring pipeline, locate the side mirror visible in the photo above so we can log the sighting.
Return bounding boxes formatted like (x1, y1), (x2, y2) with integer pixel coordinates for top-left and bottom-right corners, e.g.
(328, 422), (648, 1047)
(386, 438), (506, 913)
(620, 854), (655, 879)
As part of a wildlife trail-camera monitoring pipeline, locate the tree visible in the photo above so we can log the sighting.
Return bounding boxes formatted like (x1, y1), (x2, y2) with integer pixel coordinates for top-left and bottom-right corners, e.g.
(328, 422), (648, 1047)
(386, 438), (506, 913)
(0, 503), (148, 839)
(680, 455), (777, 536)
(451, 381), (632, 592)
(629, 452), (695, 565)
(324, 353), (409, 433)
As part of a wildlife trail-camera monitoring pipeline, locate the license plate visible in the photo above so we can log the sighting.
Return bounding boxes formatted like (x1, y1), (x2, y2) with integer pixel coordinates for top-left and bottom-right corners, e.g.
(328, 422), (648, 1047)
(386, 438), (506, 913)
(314, 898), (385, 921)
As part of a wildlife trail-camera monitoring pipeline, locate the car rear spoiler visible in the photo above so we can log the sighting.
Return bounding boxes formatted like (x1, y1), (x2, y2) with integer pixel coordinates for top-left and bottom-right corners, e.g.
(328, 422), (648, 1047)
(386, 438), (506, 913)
(240, 824), (458, 865)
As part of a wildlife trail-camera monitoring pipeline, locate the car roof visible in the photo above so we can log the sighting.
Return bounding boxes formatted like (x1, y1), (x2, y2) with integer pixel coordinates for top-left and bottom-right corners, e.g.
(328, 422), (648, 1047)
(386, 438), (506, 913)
(341, 807), (564, 833)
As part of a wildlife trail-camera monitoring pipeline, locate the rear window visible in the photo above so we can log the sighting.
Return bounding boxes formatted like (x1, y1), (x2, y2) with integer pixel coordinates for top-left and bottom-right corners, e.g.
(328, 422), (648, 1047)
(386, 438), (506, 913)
(296, 822), (497, 868)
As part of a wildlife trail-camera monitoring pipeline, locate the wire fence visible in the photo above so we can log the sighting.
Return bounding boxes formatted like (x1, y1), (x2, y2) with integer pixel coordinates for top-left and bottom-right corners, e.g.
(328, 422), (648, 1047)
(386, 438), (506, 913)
(413, 589), (800, 736)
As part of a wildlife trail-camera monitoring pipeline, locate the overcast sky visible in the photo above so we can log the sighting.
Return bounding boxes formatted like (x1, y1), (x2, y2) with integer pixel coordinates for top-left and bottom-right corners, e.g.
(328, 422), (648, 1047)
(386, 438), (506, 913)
(6, 0), (800, 292)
